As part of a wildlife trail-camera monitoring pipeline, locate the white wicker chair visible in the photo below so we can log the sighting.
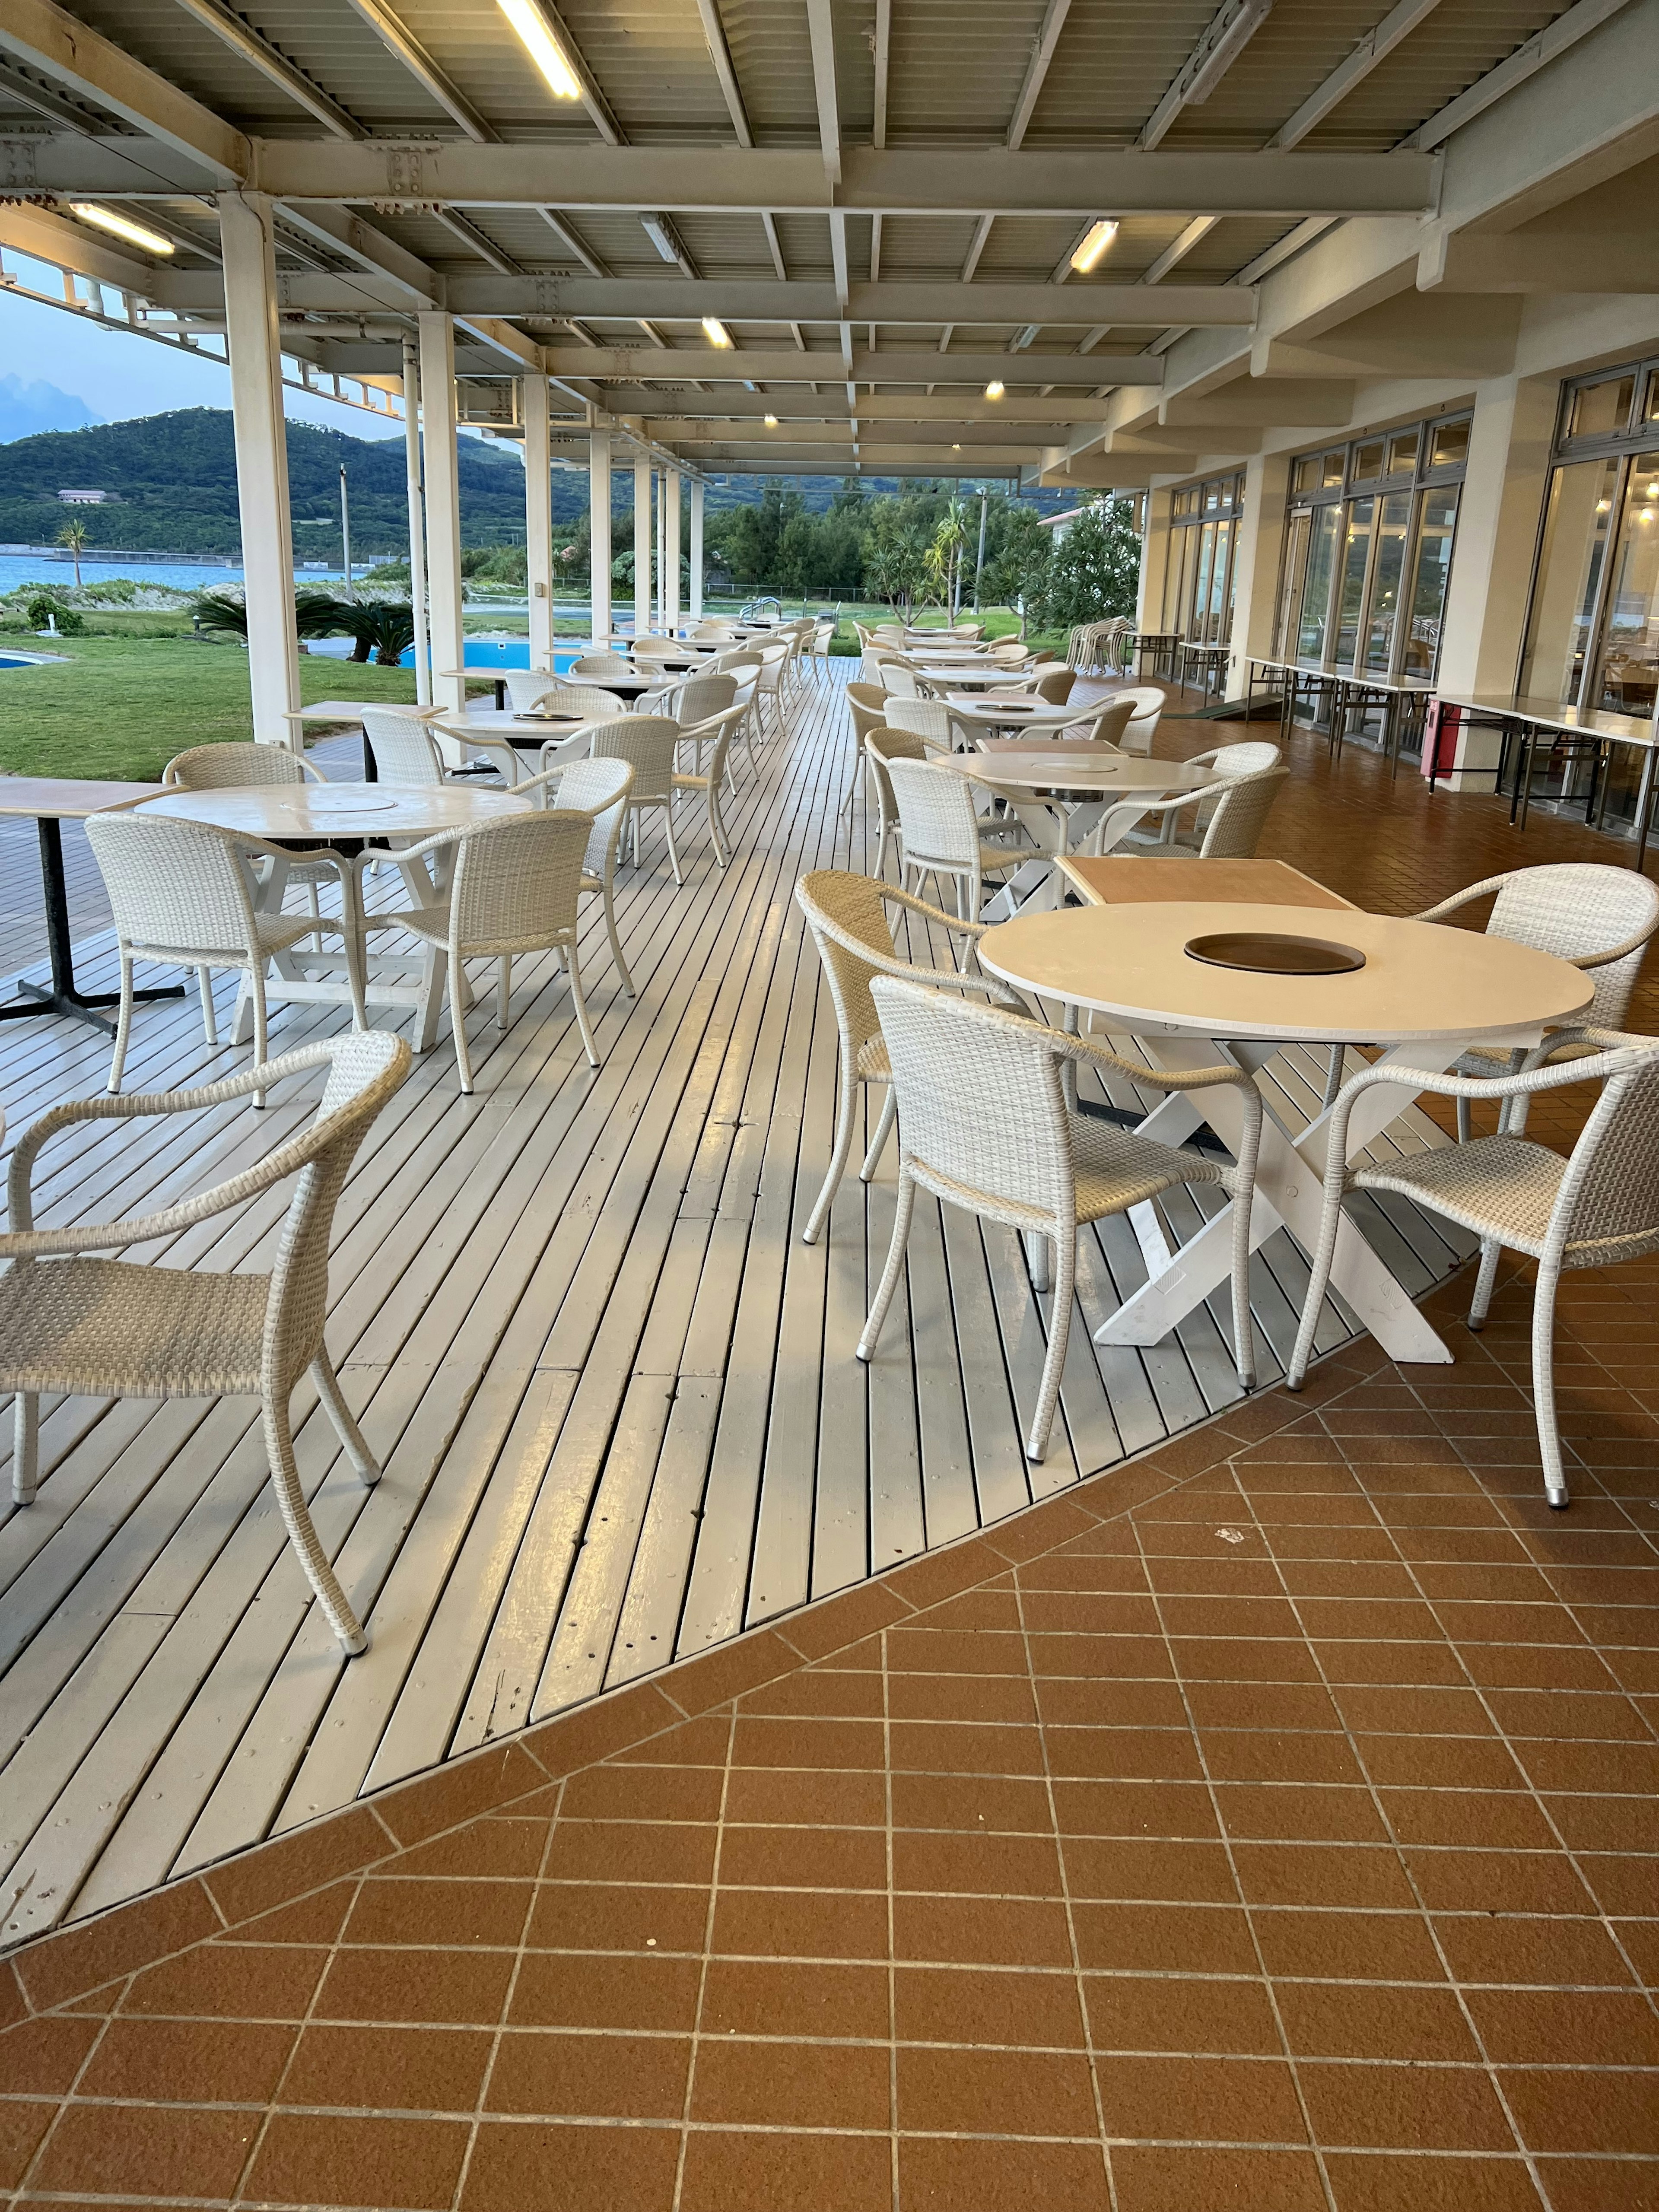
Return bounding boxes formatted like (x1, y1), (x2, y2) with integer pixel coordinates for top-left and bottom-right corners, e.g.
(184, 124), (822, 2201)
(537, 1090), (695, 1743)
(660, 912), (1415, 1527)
(795, 869), (1025, 1243)
(586, 715), (687, 882)
(508, 680), (627, 724)
(754, 641), (792, 736)
(0, 1033), (411, 1652)
(1099, 741), (1287, 859)
(1287, 1028), (1659, 1507)
(869, 745), (1035, 925)
(517, 754), (636, 994)
(655, 672), (738, 775)
(358, 706), (452, 784)
(569, 652), (636, 684)
(1030, 667), (1077, 706)
(860, 977), (1262, 1458)
(86, 809), (365, 1100)
(1060, 697), (1137, 749)
(856, 721), (933, 876)
(162, 743), (337, 934)
(883, 699), (962, 755)
(366, 810), (600, 1088)
(879, 661), (922, 699)
(671, 705), (746, 868)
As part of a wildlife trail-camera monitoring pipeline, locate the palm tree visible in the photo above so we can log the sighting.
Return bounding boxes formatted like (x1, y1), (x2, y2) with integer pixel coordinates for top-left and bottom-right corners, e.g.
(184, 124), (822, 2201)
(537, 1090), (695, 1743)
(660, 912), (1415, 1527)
(56, 516), (89, 588)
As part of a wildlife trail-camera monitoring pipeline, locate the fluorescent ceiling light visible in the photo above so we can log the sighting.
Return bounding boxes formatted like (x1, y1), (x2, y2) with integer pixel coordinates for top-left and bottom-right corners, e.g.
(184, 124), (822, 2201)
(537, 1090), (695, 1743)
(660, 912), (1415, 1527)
(702, 317), (732, 348)
(639, 214), (679, 264)
(984, 379), (1005, 400)
(1070, 219), (1119, 273)
(69, 204), (174, 256)
(496, 0), (582, 98)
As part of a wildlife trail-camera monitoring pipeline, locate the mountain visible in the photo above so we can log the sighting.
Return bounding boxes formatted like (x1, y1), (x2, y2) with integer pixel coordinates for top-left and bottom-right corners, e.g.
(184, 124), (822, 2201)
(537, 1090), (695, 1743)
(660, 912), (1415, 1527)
(0, 376), (99, 444)
(0, 408), (528, 558)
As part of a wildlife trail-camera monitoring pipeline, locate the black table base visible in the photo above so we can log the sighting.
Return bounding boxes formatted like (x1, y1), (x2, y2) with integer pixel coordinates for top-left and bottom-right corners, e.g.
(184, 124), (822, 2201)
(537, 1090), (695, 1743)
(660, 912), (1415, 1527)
(0, 816), (185, 1035)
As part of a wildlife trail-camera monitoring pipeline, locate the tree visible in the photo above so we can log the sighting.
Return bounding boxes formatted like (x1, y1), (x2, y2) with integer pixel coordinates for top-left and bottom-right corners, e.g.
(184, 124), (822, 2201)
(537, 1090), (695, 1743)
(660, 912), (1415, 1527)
(56, 515), (88, 587)
(862, 499), (931, 617)
(980, 503), (1051, 633)
(1031, 498), (1141, 631)
(923, 498), (973, 616)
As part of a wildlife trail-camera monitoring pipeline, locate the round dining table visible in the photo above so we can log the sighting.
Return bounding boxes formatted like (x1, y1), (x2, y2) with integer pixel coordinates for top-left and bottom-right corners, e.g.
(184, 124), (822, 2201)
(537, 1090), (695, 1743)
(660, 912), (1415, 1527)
(976, 899), (1592, 1367)
(143, 782), (531, 1026)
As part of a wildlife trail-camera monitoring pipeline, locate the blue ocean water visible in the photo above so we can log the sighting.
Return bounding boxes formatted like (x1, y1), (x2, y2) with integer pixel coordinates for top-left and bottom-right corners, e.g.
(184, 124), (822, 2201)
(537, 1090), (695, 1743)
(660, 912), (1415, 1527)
(0, 554), (377, 594)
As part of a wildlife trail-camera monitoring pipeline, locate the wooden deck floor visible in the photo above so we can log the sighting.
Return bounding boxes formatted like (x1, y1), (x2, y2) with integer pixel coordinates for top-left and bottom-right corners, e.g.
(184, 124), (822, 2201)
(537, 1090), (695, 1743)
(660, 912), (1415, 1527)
(0, 664), (1472, 1942)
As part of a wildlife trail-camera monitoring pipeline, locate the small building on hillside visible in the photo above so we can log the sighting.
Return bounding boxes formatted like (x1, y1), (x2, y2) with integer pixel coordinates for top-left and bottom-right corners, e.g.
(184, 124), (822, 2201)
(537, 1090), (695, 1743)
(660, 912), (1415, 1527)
(56, 488), (119, 504)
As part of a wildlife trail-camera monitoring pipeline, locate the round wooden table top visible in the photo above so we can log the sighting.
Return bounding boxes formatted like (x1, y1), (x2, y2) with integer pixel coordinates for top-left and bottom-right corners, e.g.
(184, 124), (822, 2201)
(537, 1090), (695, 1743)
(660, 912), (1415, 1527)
(960, 753), (1215, 798)
(977, 901), (1595, 1046)
(144, 784), (532, 839)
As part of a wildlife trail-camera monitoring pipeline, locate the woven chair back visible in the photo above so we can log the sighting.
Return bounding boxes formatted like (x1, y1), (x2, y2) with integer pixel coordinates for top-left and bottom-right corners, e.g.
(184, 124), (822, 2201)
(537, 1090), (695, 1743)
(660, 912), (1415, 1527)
(1113, 686), (1166, 755)
(163, 742), (314, 789)
(1551, 1041), (1659, 1256)
(670, 673), (738, 726)
(1486, 864), (1659, 1030)
(871, 975), (1071, 1221)
(883, 700), (955, 753)
(797, 868), (900, 1058)
(1200, 739), (1282, 778)
(541, 756), (632, 877)
(988, 639), (1028, 661)
(266, 1031), (410, 1388)
(874, 625), (906, 646)
(709, 648), (763, 674)
(1198, 767), (1289, 858)
(87, 810), (263, 958)
(876, 752), (981, 870)
(1031, 667), (1077, 705)
(519, 682), (629, 723)
(880, 663), (921, 698)
(588, 715), (681, 803)
(848, 685), (890, 750)
(632, 638), (682, 662)
(359, 708), (447, 784)
(1067, 697), (1137, 748)
(445, 809), (589, 953)
(504, 671), (557, 713)
(569, 652), (635, 682)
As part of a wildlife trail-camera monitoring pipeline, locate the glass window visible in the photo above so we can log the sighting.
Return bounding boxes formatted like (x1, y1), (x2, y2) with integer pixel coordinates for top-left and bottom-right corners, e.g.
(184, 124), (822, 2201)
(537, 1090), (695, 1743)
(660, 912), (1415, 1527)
(1567, 376), (1636, 443)
(1387, 430), (1419, 475)
(1429, 418), (1470, 470)
(1292, 455), (1324, 497)
(1646, 373), (1659, 424)
(1297, 504), (1341, 660)
(1589, 453), (1659, 716)
(1519, 455), (1622, 706)
(1334, 498), (1375, 668)
(1276, 508), (1312, 656)
(1403, 487), (1459, 679)
(1362, 491), (1413, 673)
(1207, 517), (1234, 641)
(1352, 439), (1386, 483)
(1321, 451), (1344, 487)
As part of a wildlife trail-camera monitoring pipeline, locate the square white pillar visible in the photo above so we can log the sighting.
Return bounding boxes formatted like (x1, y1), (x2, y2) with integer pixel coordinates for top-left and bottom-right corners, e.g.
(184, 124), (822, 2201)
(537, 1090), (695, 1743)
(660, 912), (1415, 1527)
(665, 468), (681, 634)
(588, 427), (612, 645)
(217, 191), (299, 747)
(690, 476), (704, 619)
(400, 336), (431, 706)
(419, 313), (466, 715)
(523, 373), (553, 673)
(1224, 452), (1290, 700)
(1137, 489), (1173, 637)
(633, 456), (652, 636)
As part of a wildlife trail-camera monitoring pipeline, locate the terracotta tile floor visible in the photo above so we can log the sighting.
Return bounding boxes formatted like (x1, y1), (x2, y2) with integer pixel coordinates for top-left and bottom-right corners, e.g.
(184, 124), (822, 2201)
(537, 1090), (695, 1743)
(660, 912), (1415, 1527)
(3, 697), (1658, 2210)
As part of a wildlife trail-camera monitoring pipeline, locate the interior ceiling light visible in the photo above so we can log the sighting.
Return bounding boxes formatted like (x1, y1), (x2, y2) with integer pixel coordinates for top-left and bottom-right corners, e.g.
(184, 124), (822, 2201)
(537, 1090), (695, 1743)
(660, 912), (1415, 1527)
(764, 413), (779, 426)
(639, 214), (680, 264)
(70, 204), (174, 256)
(1070, 219), (1119, 274)
(702, 317), (732, 348)
(984, 379), (1005, 400)
(496, 0), (582, 98)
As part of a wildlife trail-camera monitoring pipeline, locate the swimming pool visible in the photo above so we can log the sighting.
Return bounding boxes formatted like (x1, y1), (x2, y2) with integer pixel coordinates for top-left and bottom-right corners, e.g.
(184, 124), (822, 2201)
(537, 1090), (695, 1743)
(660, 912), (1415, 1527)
(0, 651), (50, 670)
(308, 639), (581, 674)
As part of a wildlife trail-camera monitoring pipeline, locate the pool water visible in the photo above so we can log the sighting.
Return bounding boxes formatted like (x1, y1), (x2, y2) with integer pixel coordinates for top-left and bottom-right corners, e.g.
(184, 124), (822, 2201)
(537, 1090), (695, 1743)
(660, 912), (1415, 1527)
(309, 639), (580, 674)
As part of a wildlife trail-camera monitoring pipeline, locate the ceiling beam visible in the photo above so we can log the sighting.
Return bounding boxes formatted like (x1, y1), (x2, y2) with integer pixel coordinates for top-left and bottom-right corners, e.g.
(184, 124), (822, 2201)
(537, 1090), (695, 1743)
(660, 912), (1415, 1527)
(1143, 214), (1216, 282)
(1270, 0), (1441, 149)
(550, 347), (1170, 385)
(872, 0), (890, 144)
(1404, 0), (1634, 149)
(165, 0), (363, 138)
(0, 196), (152, 286)
(693, 0), (752, 146)
(435, 208), (521, 275)
(0, 50), (116, 129)
(231, 140), (1440, 215)
(1006, 0), (1073, 147)
(536, 0), (623, 145)
(960, 214), (994, 281)
(275, 200), (442, 303)
(1138, 0), (1274, 150)
(631, 393), (1116, 423)
(0, 0), (249, 180)
(538, 208), (608, 276)
(337, 0), (498, 141)
(804, 0), (840, 186)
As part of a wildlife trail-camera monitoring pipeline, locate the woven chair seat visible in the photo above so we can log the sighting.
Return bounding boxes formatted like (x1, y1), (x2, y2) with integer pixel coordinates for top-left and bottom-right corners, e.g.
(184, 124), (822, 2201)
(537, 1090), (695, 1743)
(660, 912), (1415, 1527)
(0, 1258), (271, 1398)
(372, 896), (575, 961)
(1351, 1137), (1565, 1255)
(130, 910), (336, 965)
(1070, 1116), (1229, 1222)
(904, 837), (1027, 875)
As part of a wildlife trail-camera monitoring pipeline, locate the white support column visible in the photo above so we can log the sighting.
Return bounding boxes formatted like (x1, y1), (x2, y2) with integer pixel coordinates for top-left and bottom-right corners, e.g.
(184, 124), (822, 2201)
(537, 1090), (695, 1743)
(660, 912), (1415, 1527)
(1137, 488), (1174, 638)
(656, 470), (667, 629)
(690, 475), (704, 620)
(400, 336), (431, 706)
(664, 467), (681, 635)
(1224, 451), (1290, 700)
(217, 191), (299, 747)
(523, 373), (553, 674)
(419, 312), (466, 715)
(588, 426), (612, 645)
(633, 454), (652, 636)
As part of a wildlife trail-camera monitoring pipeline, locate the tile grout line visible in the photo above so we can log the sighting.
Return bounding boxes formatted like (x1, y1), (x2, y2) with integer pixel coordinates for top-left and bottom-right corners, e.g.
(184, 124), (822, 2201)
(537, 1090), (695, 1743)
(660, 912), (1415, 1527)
(882, 1620), (899, 2212)
(669, 1701), (738, 2210)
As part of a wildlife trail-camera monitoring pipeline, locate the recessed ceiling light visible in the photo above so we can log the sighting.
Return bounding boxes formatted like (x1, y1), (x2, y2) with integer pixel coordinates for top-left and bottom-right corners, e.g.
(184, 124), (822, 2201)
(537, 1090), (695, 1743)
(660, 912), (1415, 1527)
(496, 0), (582, 98)
(764, 413), (779, 426)
(69, 204), (174, 256)
(1070, 219), (1119, 273)
(702, 317), (733, 348)
(639, 213), (680, 264)
(984, 379), (1005, 400)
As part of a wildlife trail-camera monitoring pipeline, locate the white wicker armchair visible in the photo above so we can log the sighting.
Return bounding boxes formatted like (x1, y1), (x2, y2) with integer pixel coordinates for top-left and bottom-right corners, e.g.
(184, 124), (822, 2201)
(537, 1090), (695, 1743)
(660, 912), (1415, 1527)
(1097, 741), (1287, 860)
(365, 810), (600, 1087)
(1287, 1029), (1659, 1506)
(869, 746), (1034, 926)
(0, 1033), (411, 1652)
(162, 742), (337, 935)
(569, 652), (636, 684)
(86, 809), (365, 1100)
(586, 715), (687, 882)
(671, 705), (747, 868)
(517, 755), (636, 994)
(860, 977), (1262, 1459)
(358, 707), (453, 784)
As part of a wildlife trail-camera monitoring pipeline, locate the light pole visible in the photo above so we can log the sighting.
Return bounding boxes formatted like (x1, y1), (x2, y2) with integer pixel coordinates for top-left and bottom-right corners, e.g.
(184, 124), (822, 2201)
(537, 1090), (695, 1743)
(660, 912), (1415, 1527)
(973, 489), (988, 610)
(339, 462), (353, 601)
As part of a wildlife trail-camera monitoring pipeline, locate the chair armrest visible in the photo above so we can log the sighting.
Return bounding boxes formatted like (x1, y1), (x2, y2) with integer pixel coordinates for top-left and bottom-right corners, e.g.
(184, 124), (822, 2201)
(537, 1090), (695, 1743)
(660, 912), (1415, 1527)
(1411, 874), (1511, 923)
(1050, 1030), (1258, 1096)
(5, 1040), (350, 1239)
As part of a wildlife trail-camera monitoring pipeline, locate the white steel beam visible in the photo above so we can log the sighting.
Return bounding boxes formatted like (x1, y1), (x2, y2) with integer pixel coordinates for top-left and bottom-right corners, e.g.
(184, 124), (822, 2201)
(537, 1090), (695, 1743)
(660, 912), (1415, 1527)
(960, 214), (994, 281)
(872, 0), (890, 144)
(418, 311), (466, 715)
(538, 208), (608, 275)
(217, 191), (299, 744)
(339, 0), (496, 140)
(167, 0), (363, 138)
(1138, 0), (1274, 149)
(0, 198), (150, 287)
(1007, 0), (1074, 147)
(1270, 0), (1442, 149)
(0, 0), (248, 179)
(1143, 215), (1217, 283)
(273, 201), (442, 304)
(552, 347), (1164, 384)
(693, 0), (753, 145)
(1404, 0), (1634, 148)
(804, 0), (840, 185)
